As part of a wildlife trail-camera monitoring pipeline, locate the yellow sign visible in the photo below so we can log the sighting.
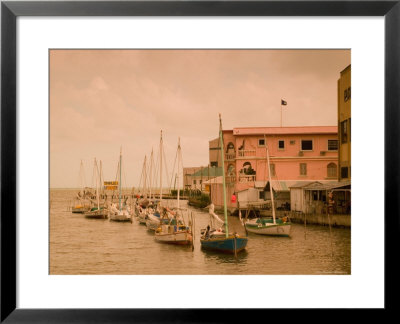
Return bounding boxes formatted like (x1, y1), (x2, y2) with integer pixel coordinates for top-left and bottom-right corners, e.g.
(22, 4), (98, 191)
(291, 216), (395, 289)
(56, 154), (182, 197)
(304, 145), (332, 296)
(104, 186), (118, 190)
(104, 181), (118, 186)
(104, 181), (118, 190)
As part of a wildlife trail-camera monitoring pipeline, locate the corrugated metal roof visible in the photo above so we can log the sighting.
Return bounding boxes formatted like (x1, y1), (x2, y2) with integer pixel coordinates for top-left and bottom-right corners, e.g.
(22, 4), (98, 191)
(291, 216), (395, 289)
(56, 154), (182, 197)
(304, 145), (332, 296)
(289, 180), (350, 190)
(302, 180), (351, 190)
(232, 126), (337, 136)
(192, 167), (222, 177)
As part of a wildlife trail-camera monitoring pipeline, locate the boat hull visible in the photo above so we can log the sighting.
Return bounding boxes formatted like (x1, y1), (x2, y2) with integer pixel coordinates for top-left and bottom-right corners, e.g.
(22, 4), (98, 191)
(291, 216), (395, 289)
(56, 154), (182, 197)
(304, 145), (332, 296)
(109, 214), (132, 222)
(110, 217), (132, 222)
(138, 213), (147, 224)
(154, 231), (192, 245)
(145, 213), (160, 231)
(146, 219), (159, 231)
(200, 235), (248, 253)
(245, 222), (291, 236)
(84, 210), (108, 219)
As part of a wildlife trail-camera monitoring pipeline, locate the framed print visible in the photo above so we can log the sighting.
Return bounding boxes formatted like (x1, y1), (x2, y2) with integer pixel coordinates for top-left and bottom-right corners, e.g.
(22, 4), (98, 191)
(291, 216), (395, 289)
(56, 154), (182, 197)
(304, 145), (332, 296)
(1, 0), (399, 322)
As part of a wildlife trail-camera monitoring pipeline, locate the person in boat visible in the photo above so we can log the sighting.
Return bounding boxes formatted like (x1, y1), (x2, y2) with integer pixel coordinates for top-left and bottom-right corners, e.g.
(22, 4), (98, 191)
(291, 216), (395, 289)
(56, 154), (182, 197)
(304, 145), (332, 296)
(205, 225), (210, 239)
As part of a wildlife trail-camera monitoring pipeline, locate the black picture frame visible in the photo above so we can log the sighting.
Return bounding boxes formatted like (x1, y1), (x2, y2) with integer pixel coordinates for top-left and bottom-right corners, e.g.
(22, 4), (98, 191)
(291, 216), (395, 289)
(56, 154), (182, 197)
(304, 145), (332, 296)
(1, 0), (398, 322)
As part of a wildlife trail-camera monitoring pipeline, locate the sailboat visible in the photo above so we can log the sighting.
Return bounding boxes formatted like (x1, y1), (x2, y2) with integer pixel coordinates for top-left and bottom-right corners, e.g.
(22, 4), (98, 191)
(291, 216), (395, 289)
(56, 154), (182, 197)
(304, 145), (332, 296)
(244, 134), (291, 236)
(146, 137), (165, 231)
(84, 158), (108, 219)
(108, 147), (132, 223)
(200, 115), (248, 254)
(145, 148), (161, 230)
(71, 160), (92, 213)
(137, 155), (151, 225)
(154, 137), (193, 245)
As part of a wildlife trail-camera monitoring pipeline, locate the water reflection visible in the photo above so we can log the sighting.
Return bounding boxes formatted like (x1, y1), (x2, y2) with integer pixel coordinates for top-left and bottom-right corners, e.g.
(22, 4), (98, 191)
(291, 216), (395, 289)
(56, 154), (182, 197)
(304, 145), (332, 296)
(202, 248), (249, 264)
(50, 190), (351, 275)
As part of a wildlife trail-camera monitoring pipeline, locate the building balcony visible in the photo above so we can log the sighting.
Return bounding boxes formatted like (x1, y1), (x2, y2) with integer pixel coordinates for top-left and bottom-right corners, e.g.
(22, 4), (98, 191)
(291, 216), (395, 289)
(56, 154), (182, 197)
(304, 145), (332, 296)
(225, 175), (236, 183)
(238, 175), (256, 183)
(238, 149), (256, 158)
(225, 153), (236, 161)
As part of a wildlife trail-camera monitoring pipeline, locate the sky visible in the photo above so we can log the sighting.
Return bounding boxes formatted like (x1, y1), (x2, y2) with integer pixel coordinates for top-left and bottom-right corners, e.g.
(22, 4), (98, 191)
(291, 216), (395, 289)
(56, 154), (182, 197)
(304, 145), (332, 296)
(50, 49), (350, 188)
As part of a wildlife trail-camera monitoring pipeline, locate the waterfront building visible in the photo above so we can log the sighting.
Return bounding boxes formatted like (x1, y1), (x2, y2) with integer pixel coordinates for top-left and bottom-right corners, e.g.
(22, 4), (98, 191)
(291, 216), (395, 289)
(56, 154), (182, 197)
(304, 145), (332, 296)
(209, 126), (339, 212)
(338, 64), (351, 181)
(183, 167), (202, 190)
(289, 180), (351, 227)
(183, 166), (222, 192)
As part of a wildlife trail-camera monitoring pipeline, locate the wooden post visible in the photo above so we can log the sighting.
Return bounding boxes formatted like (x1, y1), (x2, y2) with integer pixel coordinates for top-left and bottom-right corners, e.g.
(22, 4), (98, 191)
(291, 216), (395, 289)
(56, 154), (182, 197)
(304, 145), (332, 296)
(304, 212), (307, 240)
(327, 190), (334, 257)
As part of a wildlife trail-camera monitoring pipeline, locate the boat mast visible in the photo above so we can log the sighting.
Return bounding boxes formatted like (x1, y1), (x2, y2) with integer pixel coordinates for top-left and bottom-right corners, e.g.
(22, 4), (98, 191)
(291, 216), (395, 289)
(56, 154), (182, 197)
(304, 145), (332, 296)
(100, 160), (103, 197)
(264, 134), (276, 224)
(219, 114), (229, 238)
(143, 155), (147, 198)
(95, 158), (99, 210)
(149, 149), (153, 199)
(119, 147), (122, 211)
(160, 130), (163, 202)
(79, 160), (84, 198)
(177, 138), (181, 210)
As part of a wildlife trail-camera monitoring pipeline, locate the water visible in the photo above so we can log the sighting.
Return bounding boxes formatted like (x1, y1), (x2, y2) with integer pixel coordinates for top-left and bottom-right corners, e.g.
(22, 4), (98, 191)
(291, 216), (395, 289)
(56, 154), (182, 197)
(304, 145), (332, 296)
(50, 189), (351, 275)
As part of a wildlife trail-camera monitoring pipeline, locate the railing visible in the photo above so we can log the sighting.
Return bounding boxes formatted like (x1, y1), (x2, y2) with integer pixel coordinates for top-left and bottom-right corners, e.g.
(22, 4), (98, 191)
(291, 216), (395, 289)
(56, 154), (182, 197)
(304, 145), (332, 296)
(238, 149), (256, 157)
(225, 153), (236, 161)
(238, 175), (256, 183)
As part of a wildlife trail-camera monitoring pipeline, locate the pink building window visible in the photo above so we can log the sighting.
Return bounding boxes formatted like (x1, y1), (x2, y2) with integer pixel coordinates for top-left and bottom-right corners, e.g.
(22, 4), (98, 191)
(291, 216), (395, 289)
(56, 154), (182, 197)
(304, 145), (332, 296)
(328, 140), (338, 151)
(300, 163), (307, 175)
(301, 140), (313, 151)
(327, 163), (337, 178)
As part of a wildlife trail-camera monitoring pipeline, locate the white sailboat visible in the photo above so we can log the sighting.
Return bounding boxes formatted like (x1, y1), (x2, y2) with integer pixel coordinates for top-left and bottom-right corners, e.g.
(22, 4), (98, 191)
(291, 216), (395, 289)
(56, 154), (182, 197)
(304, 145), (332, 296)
(71, 160), (92, 213)
(84, 158), (108, 219)
(137, 155), (150, 225)
(155, 137), (192, 245)
(108, 147), (132, 223)
(146, 138), (163, 231)
(244, 134), (291, 236)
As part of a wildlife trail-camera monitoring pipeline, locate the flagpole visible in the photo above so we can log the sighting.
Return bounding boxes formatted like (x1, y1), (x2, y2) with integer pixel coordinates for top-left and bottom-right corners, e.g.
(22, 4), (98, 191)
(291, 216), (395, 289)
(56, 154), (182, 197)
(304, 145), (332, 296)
(280, 99), (287, 127)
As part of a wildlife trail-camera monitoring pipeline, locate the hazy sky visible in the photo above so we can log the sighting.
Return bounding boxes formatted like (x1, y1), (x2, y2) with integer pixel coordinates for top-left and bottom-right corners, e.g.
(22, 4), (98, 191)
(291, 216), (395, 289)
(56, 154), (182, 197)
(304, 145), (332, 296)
(50, 49), (350, 188)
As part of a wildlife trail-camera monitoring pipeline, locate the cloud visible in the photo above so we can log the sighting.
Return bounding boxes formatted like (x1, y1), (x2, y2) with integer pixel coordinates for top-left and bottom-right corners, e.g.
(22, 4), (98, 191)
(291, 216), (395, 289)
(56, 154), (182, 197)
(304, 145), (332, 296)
(50, 49), (350, 187)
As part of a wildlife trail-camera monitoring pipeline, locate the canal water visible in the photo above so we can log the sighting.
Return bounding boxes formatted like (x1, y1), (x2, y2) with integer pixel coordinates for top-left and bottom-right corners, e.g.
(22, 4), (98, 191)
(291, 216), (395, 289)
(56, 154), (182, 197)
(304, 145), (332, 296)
(50, 189), (351, 275)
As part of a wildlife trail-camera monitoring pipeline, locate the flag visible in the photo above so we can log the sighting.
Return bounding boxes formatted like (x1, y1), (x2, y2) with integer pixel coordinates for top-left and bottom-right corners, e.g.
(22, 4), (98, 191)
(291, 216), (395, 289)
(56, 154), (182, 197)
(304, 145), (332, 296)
(281, 99), (287, 105)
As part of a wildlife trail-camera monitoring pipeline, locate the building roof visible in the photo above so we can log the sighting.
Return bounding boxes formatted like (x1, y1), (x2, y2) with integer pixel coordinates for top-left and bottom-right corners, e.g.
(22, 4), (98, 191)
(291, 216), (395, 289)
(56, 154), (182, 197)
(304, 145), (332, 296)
(340, 64), (351, 75)
(302, 180), (351, 190)
(203, 176), (223, 184)
(231, 126), (337, 136)
(289, 180), (350, 190)
(192, 166), (222, 177)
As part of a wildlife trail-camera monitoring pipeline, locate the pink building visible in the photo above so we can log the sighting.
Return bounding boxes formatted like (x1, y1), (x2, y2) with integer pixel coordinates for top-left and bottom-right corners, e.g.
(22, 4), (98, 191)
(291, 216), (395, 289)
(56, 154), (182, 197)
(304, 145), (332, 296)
(209, 126), (339, 211)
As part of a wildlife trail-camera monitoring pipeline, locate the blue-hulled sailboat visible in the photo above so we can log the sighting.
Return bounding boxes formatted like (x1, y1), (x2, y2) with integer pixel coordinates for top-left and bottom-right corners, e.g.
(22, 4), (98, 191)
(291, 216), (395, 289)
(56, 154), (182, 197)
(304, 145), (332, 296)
(200, 114), (248, 254)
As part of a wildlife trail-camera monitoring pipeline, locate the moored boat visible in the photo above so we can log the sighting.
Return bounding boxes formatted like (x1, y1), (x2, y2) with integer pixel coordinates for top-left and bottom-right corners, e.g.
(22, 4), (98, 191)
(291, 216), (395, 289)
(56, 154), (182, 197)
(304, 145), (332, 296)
(154, 136), (193, 246)
(108, 147), (132, 223)
(200, 114), (248, 254)
(244, 217), (291, 236)
(84, 158), (108, 219)
(244, 134), (291, 236)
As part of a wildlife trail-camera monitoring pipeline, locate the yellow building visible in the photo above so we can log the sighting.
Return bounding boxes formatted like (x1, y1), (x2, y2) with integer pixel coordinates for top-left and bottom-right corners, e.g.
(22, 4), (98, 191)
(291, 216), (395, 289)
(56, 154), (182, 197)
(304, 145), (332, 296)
(338, 64), (351, 181)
